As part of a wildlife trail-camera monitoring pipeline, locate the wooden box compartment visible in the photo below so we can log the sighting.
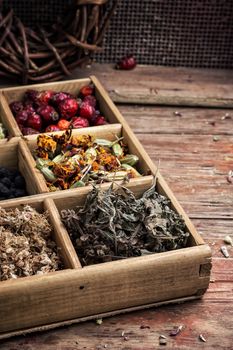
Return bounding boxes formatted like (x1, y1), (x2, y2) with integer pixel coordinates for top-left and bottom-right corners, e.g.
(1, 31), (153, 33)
(0, 76), (128, 137)
(23, 123), (153, 194)
(0, 177), (211, 339)
(0, 137), (45, 201)
(0, 77), (212, 339)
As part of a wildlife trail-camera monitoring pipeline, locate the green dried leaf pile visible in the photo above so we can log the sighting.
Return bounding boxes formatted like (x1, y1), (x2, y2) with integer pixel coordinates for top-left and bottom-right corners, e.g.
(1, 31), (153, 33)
(61, 182), (190, 266)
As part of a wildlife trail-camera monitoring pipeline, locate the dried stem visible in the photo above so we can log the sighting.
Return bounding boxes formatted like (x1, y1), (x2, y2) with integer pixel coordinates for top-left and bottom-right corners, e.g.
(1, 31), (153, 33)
(0, 1), (116, 83)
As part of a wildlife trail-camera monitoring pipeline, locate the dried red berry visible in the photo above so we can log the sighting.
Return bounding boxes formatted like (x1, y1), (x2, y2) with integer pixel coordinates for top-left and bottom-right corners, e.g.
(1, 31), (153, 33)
(116, 55), (137, 70)
(94, 115), (107, 126)
(52, 92), (73, 105)
(37, 105), (59, 123)
(58, 98), (79, 119)
(80, 85), (94, 97)
(71, 117), (89, 129)
(45, 125), (61, 132)
(83, 95), (97, 108)
(79, 101), (95, 120)
(24, 104), (35, 114)
(24, 89), (38, 103)
(27, 113), (42, 131)
(57, 119), (71, 130)
(21, 127), (40, 135)
(15, 110), (29, 125)
(36, 90), (55, 105)
(9, 101), (24, 116)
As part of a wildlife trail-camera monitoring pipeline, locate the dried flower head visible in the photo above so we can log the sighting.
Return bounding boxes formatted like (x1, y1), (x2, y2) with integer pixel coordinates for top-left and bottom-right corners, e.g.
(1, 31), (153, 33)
(0, 205), (63, 281)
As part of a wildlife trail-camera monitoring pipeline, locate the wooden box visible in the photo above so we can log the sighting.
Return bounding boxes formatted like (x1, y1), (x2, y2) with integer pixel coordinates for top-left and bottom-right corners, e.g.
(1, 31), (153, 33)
(0, 78), (212, 339)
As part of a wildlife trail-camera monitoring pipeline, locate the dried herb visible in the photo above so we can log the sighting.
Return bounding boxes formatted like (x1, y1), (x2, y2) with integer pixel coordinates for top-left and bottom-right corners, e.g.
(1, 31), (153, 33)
(199, 334), (207, 342)
(61, 181), (189, 266)
(226, 170), (233, 184)
(220, 246), (229, 258)
(169, 325), (184, 336)
(159, 335), (167, 345)
(34, 131), (141, 191)
(223, 235), (233, 246)
(0, 123), (6, 139)
(0, 205), (62, 280)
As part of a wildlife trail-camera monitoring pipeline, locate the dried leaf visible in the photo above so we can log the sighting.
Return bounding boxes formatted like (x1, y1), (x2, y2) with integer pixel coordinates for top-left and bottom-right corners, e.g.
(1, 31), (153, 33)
(61, 182), (190, 266)
(169, 325), (183, 336)
(220, 246), (229, 258)
(226, 170), (233, 184)
(96, 318), (103, 325)
(223, 235), (233, 246)
(199, 334), (206, 342)
(213, 135), (220, 142)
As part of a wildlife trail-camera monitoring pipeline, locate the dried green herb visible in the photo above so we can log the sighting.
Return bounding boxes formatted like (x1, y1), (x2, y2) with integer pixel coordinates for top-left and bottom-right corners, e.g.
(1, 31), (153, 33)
(61, 181), (190, 266)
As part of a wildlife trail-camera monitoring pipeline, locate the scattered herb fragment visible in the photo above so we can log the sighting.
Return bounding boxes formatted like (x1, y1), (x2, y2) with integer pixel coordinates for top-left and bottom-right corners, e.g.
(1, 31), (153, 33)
(226, 170), (233, 184)
(140, 325), (150, 329)
(169, 325), (184, 336)
(96, 318), (103, 325)
(173, 111), (182, 117)
(220, 245), (229, 258)
(223, 235), (233, 246)
(159, 335), (167, 345)
(199, 334), (207, 342)
(61, 181), (189, 266)
(213, 135), (220, 142)
(0, 205), (62, 280)
(0, 123), (6, 139)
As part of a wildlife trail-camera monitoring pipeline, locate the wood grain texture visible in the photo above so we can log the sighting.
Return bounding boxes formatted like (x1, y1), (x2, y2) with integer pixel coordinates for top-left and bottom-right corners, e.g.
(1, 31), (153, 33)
(0, 245), (211, 334)
(79, 64), (233, 106)
(0, 65), (232, 349)
(2, 63), (233, 106)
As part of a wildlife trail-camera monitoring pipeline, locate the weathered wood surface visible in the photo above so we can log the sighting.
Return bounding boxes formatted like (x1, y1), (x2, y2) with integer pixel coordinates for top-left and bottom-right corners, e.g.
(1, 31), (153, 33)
(0, 65), (233, 349)
(2, 64), (233, 107)
(74, 64), (233, 107)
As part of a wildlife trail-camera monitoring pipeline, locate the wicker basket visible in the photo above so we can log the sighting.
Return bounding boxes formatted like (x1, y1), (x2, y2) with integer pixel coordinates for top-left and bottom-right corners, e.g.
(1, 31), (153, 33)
(0, 0), (118, 84)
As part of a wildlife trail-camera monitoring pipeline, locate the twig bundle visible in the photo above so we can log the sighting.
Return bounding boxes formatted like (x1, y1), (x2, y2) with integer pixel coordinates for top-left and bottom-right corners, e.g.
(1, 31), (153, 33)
(0, 0), (118, 83)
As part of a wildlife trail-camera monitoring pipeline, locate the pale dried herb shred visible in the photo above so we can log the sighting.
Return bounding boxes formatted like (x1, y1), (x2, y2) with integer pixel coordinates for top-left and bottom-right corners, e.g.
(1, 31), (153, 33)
(0, 205), (62, 281)
(61, 182), (190, 266)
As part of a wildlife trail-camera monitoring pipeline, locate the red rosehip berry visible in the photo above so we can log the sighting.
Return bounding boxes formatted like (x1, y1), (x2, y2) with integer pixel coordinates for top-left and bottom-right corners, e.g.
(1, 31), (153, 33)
(83, 95), (97, 108)
(116, 55), (137, 70)
(94, 115), (107, 126)
(79, 101), (95, 120)
(52, 92), (73, 105)
(71, 117), (89, 129)
(9, 101), (24, 116)
(24, 89), (38, 103)
(27, 113), (42, 131)
(79, 85), (94, 97)
(15, 110), (29, 125)
(45, 125), (61, 132)
(36, 90), (55, 105)
(21, 127), (40, 135)
(58, 98), (79, 119)
(37, 105), (59, 123)
(57, 119), (71, 130)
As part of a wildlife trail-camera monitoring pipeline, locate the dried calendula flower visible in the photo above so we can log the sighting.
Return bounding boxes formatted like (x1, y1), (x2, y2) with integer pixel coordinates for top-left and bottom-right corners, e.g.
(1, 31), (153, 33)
(34, 131), (141, 191)
(0, 205), (63, 281)
(37, 134), (57, 156)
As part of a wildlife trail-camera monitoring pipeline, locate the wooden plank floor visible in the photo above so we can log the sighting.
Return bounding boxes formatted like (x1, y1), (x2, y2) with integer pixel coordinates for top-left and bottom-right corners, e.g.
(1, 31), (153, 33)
(1, 64), (233, 349)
